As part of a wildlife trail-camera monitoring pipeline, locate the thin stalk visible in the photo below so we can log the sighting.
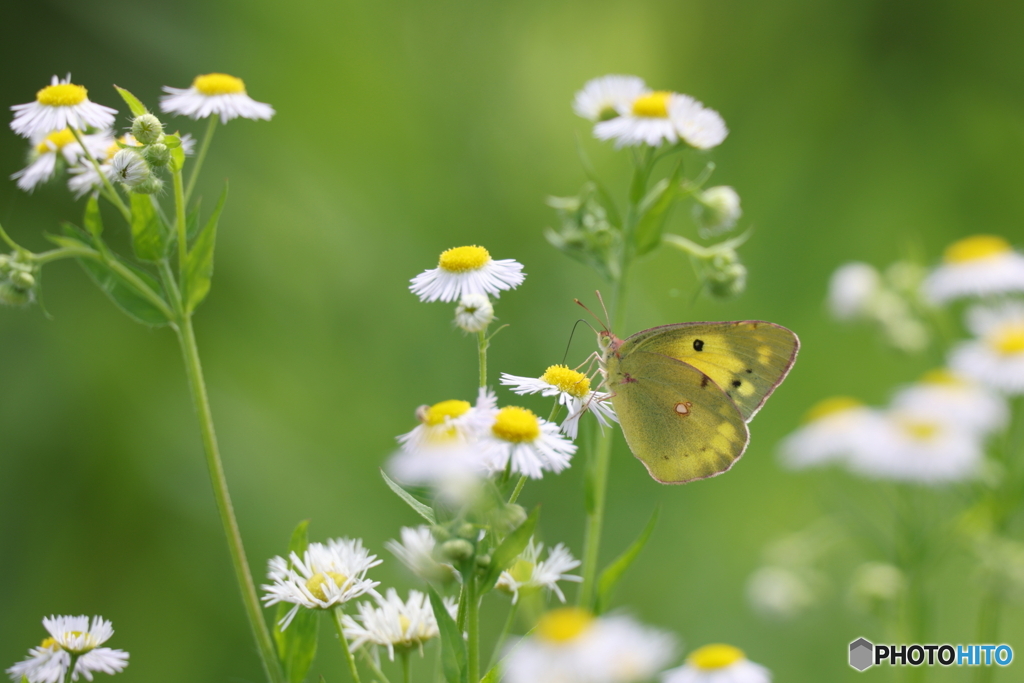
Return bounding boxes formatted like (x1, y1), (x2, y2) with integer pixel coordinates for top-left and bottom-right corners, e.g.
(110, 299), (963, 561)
(63, 248), (175, 321)
(69, 128), (131, 223)
(184, 114), (219, 205)
(508, 475), (527, 505)
(158, 259), (183, 314)
(0, 220), (27, 253)
(401, 650), (411, 683)
(173, 166), (188, 277)
(62, 654), (79, 683)
(332, 607), (363, 683)
(33, 247), (98, 265)
(487, 601), (518, 673)
(176, 315), (284, 683)
(359, 649), (393, 683)
(477, 329), (488, 388)
(466, 578), (480, 683)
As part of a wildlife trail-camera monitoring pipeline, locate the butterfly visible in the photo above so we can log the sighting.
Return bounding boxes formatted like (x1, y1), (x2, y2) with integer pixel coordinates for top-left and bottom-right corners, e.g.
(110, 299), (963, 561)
(599, 321), (799, 483)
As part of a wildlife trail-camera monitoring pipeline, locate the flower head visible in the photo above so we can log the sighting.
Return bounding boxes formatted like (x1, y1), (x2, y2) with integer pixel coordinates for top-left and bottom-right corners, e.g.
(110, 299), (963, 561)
(454, 293), (494, 333)
(385, 526), (459, 584)
(950, 302), (1024, 394)
(891, 369), (1008, 436)
(10, 75), (117, 139)
(504, 608), (676, 683)
(11, 129), (111, 193)
(496, 537), (582, 604)
(573, 75), (648, 122)
(692, 186), (742, 236)
(500, 365), (617, 439)
(262, 538), (381, 629)
(160, 73), (274, 122)
(662, 644), (771, 683)
(828, 262), (881, 320)
(778, 397), (888, 470)
(410, 245), (525, 303)
(479, 405), (577, 479)
(594, 90), (727, 149)
(923, 235), (1024, 303)
(6, 615), (129, 683)
(342, 589), (456, 660)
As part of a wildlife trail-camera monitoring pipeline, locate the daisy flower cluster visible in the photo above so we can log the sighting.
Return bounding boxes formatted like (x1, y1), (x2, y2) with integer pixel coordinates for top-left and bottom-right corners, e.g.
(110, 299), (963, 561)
(6, 615), (129, 683)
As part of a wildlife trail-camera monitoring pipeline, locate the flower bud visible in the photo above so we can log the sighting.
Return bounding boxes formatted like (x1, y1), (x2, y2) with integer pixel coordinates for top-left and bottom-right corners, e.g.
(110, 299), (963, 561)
(475, 554), (491, 569)
(0, 281), (32, 307)
(131, 114), (165, 145)
(431, 525), (451, 542)
(130, 177), (164, 195)
(706, 253), (747, 299)
(143, 143), (170, 167)
(10, 270), (35, 290)
(454, 293), (494, 333)
(693, 186), (742, 236)
(456, 523), (477, 540)
(492, 504), (527, 535)
(440, 539), (474, 563)
(111, 149), (151, 187)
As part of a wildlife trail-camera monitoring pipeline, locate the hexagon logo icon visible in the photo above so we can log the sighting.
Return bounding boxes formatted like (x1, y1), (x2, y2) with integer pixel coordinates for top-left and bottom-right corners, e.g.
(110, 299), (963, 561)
(849, 638), (874, 671)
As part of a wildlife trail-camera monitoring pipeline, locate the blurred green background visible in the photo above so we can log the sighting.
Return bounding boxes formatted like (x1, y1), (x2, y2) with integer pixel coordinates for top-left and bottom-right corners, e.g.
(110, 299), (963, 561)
(3, 0), (1024, 680)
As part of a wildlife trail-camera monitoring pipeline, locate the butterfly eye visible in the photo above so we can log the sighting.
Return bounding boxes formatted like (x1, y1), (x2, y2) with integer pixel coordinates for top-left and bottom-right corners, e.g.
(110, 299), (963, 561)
(692, 339), (705, 351)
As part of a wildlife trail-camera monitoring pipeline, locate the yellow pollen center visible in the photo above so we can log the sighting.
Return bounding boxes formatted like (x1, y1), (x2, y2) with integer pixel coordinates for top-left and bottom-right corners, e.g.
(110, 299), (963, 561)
(804, 396), (862, 423)
(991, 325), (1024, 355)
(920, 368), (964, 386)
(509, 558), (535, 583)
(36, 129), (77, 154)
(688, 644), (745, 670)
(943, 235), (1012, 264)
(40, 638), (58, 650)
(424, 400), (472, 426)
(492, 406), (541, 443)
(399, 615), (412, 634)
(438, 246), (490, 273)
(900, 419), (939, 441)
(37, 83), (88, 107)
(305, 571), (350, 601)
(631, 91), (672, 118)
(193, 73), (246, 95)
(536, 607), (595, 643)
(540, 365), (591, 398)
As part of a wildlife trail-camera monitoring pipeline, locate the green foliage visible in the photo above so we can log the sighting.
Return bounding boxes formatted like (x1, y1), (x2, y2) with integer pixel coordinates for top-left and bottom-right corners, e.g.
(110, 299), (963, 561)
(184, 183), (227, 312)
(273, 520), (318, 683)
(129, 194), (166, 262)
(114, 86), (148, 117)
(84, 196), (103, 238)
(595, 506), (659, 614)
(380, 468), (437, 524)
(545, 184), (620, 282)
(429, 586), (467, 683)
(633, 162), (682, 256)
(481, 505), (539, 592)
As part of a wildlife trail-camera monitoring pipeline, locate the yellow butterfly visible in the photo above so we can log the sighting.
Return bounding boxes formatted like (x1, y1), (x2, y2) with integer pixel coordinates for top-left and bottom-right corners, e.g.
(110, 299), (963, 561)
(599, 321), (799, 483)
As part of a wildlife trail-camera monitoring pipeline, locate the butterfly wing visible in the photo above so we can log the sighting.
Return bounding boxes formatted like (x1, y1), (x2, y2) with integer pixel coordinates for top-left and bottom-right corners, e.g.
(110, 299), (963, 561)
(620, 321), (799, 422)
(608, 349), (750, 483)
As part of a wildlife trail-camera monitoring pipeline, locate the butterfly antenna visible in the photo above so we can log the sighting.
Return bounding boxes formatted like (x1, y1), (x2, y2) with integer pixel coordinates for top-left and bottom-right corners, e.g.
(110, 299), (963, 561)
(563, 319), (596, 364)
(595, 290), (611, 330)
(575, 296), (609, 332)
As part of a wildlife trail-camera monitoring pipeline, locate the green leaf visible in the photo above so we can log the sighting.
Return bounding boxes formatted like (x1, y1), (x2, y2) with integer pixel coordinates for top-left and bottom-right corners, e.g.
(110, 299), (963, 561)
(186, 198), (203, 241)
(183, 183), (227, 312)
(429, 587), (467, 683)
(574, 135), (621, 227)
(481, 505), (539, 592)
(274, 520), (318, 683)
(163, 133), (182, 149)
(481, 666), (500, 683)
(380, 469), (436, 524)
(84, 195), (103, 237)
(595, 506), (660, 614)
(633, 160), (684, 257)
(114, 86), (148, 117)
(129, 194), (165, 262)
(169, 142), (186, 172)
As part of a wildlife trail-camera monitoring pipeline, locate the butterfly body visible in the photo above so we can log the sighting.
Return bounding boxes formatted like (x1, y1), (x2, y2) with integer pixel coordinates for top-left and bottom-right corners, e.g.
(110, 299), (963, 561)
(600, 321), (799, 483)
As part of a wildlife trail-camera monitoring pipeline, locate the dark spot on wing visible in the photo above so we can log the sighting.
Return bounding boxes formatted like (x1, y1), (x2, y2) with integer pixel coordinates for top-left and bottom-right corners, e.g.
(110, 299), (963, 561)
(746, 368), (753, 374)
(693, 339), (704, 352)
(700, 374), (710, 388)
(732, 380), (742, 388)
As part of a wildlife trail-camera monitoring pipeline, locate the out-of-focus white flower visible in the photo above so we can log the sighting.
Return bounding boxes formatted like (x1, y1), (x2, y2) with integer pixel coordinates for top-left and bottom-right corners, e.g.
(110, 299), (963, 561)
(692, 186), (742, 236)
(503, 607), (676, 683)
(847, 562), (904, 615)
(342, 589), (455, 660)
(384, 526), (459, 584)
(778, 397), (888, 469)
(573, 75), (649, 122)
(10, 75), (117, 139)
(478, 406), (577, 479)
(923, 235), (1024, 304)
(6, 615), (129, 683)
(828, 262), (881, 320)
(662, 644), (771, 683)
(262, 538), (381, 629)
(746, 566), (817, 620)
(454, 293), (494, 333)
(410, 245), (525, 303)
(496, 538), (582, 604)
(594, 91), (727, 149)
(11, 129), (111, 193)
(891, 369), (1008, 436)
(160, 73), (274, 122)
(950, 302), (1024, 395)
(500, 365), (617, 439)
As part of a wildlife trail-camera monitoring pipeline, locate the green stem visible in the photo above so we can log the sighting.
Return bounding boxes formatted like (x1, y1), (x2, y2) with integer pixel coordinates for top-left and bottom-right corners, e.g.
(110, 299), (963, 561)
(63, 654), (79, 683)
(173, 166), (188, 277)
(973, 591), (1001, 683)
(477, 329), (488, 388)
(176, 314), (284, 683)
(360, 649), (393, 683)
(33, 247), (96, 265)
(401, 650), (411, 683)
(508, 475), (527, 505)
(332, 607), (363, 683)
(158, 259), (183, 313)
(69, 128), (132, 224)
(466, 578), (480, 683)
(0, 220), (27, 253)
(64, 248), (175, 321)
(184, 114), (219, 206)
(487, 601), (518, 673)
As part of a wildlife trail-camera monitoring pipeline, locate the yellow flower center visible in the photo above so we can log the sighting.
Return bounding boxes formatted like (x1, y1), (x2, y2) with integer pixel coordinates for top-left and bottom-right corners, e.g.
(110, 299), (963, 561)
(39, 637), (58, 651)
(509, 558), (535, 583)
(688, 644), (745, 670)
(305, 571), (350, 601)
(492, 406), (540, 443)
(438, 246), (490, 273)
(899, 419), (939, 442)
(35, 129), (77, 154)
(631, 91), (672, 118)
(943, 235), (1012, 264)
(423, 399), (472, 426)
(536, 607), (594, 643)
(804, 396), (862, 423)
(193, 73), (246, 96)
(991, 325), (1024, 356)
(540, 365), (591, 398)
(37, 83), (88, 107)
(919, 368), (964, 386)
(398, 615), (412, 634)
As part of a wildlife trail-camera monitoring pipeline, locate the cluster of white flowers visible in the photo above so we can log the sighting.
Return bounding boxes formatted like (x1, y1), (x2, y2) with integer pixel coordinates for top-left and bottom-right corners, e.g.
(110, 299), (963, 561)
(6, 615), (129, 683)
(8, 72), (270, 194)
(574, 75), (728, 150)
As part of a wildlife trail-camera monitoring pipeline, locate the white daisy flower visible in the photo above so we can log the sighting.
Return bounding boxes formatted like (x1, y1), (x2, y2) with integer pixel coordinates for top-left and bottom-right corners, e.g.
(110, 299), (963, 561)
(923, 235), (1024, 304)
(828, 262), (882, 320)
(160, 73), (274, 122)
(384, 526), (459, 584)
(662, 644), (771, 683)
(692, 186), (742, 236)
(478, 405), (577, 479)
(745, 566), (817, 620)
(410, 245), (525, 303)
(778, 397), (888, 469)
(342, 589), (456, 660)
(454, 293), (494, 333)
(573, 75), (648, 122)
(68, 134), (194, 198)
(10, 75), (117, 139)
(7, 615), (130, 683)
(496, 537), (582, 604)
(500, 365), (617, 440)
(950, 302), (1024, 394)
(261, 538), (382, 629)
(11, 129), (111, 193)
(594, 91), (727, 149)
(110, 148), (150, 187)
(504, 607), (676, 683)
(891, 369), (1008, 436)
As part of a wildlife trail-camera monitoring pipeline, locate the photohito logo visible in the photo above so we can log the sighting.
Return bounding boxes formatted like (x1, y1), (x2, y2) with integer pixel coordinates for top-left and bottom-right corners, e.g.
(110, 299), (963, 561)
(849, 638), (1013, 671)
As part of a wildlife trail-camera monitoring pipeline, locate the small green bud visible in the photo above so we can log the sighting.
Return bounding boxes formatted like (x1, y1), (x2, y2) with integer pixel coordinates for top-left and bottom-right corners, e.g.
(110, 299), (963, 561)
(143, 143), (170, 167)
(707, 260), (747, 299)
(112, 149), (151, 187)
(475, 554), (491, 570)
(0, 254), (10, 274)
(0, 282), (32, 307)
(456, 523), (477, 540)
(131, 114), (165, 145)
(130, 177), (164, 195)
(693, 186), (742, 237)
(440, 539), (474, 563)
(10, 270), (35, 290)
(431, 526), (451, 542)
(493, 504), (527, 534)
